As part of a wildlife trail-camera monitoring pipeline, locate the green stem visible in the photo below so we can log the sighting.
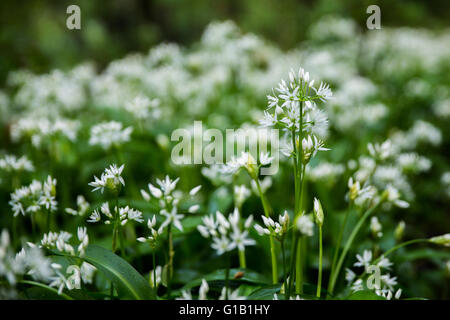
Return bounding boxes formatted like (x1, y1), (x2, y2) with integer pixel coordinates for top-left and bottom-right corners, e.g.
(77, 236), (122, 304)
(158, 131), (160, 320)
(295, 165), (306, 294)
(167, 223), (174, 298)
(225, 252), (230, 300)
(281, 240), (287, 298)
(374, 239), (428, 263)
(328, 201), (381, 295)
(317, 226), (323, 298)
(152, 248), (157, 292)
(295, 237), (303, 294)
(238, 249), (246, 269)
(287, 234), (299, 298)
(328, 204), (352, 292)
(19, 280), (73, 300)
(254, 178), (278, 284)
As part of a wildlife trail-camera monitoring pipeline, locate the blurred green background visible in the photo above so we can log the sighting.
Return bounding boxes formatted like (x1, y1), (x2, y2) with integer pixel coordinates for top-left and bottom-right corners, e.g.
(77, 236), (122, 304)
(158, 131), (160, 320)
(1, 0), (450, 84)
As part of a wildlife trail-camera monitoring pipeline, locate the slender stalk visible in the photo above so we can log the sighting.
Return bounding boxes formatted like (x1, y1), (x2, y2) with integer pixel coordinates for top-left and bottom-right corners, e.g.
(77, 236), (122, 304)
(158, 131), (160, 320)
(46, 210), (51, 233)
(152, 248), (157, 292)
(118, 227), (126, 258)
(295, 237), (303, 294)
(317, 226), (323, 298)
(295, 165), (306, 294)
(328, 201), (381, 295)
(281, 240), (287, 298)
(254, 178), (278, 284)
(167, 222), (174, 298)
(225, 252), (230, 300)
(374, 239), (428, 263)
(238, 249), (246, 269)
(329, 204), (352, 282)
(287, 234), (299, 298)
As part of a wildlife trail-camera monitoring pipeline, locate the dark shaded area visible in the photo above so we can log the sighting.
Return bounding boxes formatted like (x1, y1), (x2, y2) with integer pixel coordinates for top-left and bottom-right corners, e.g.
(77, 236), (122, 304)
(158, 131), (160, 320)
(1, 0), (449, 84)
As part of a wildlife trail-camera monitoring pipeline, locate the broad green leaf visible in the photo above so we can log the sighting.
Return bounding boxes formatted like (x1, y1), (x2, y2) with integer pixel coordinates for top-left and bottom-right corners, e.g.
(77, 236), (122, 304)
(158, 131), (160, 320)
(83, 245), (155, 300)
(345, 290), (386, 300)
(247, 284), (281, 300)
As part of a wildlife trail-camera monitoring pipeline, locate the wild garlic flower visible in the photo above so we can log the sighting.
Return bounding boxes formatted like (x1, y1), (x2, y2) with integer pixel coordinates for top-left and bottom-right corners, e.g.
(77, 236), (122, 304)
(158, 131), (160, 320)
(347, 177), (377, 207)
(254, 211), (289, 240)
(219, 287), (246, 300)
(87, 202), (143, 226)
(429, 234), (450, 247)
(0, 230), (27, 285)
(313, 197), (324, 227)
(197, 208), (255, 255)
(49, 262), (96, 295)
(177, 279), (209, 300)
(370, 216), (383, 238)
(10, 117), (80, 148)
(347, 249), (399, 298)
(221, 151), (273, 180)
(233, 185), (251, 209)
(0, 154), (34, 173)
(9, 176), (57, 217)
(125, 95), (161, 120)
(141, 176), (200, 232)
(149, 265), (162, 289)
(137, 215), (163, 247)
(65, 195), (90, 216)
(41, 228), (89, 257)
(261, 68), (332, 165)
(295, 214), (314, 237)
(368, 140), (395, 161)
(89, 121), (132, 150)
(88, 164), (125, 194)
(250, 176), (272, 194)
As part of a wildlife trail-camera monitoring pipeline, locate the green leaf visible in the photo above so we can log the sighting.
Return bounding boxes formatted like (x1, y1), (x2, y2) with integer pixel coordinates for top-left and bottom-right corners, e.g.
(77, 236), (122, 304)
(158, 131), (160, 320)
(345, 290), (386, 300)
(180, 268), (268, 291)
(247, 284), (281, 300)
(83, 245), (155, 300)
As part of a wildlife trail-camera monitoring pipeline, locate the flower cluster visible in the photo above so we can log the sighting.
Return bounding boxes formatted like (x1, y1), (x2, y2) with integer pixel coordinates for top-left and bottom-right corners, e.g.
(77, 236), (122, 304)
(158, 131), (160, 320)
(125, 95), (161, 120)
(0, 154), (34, 173)
(89, 121), (133, 150)
(254, 211), (289, 240)
(9, 176), (57, 217)
(88, 202), (143, 225)
(221, 151), (273, 180)
(140, 176), (201, 232)
(88, 164), (125, 194)
(345, 249), (401, 300)
(197, 208), (255, 255)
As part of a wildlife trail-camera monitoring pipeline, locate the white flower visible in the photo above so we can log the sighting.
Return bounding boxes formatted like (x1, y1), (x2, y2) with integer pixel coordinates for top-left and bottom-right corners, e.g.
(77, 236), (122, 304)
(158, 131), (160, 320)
(219, 287), (246, 300)
(370, 216), (383, 238)
(156, 176), (180, 196)
(211, 236), (235, 255)
(189, 185), (202, 196)
(230, 230), (255, 252)
(104, 164), (125, 187)
(234, 185), (251, 208)
(88, 175), (107, 193)
(199, 279), (209, 300)
(314, 81), (333, 102)
(147, 183), (163, 198)
(295, 215), (314, 237)
(0, 154), (34, 173)
(188, 204), (200, 213)
(354, 250), (372, 269)
(160, 207), (184, 231)
(89, 121), (132, 150)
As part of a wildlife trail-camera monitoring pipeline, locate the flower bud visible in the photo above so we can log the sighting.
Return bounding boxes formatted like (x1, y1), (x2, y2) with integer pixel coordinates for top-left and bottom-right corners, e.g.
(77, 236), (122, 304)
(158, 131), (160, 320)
(429, 233), (450, 247)
(395, 220), (405, 242)
(313, 197), (324, 227)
